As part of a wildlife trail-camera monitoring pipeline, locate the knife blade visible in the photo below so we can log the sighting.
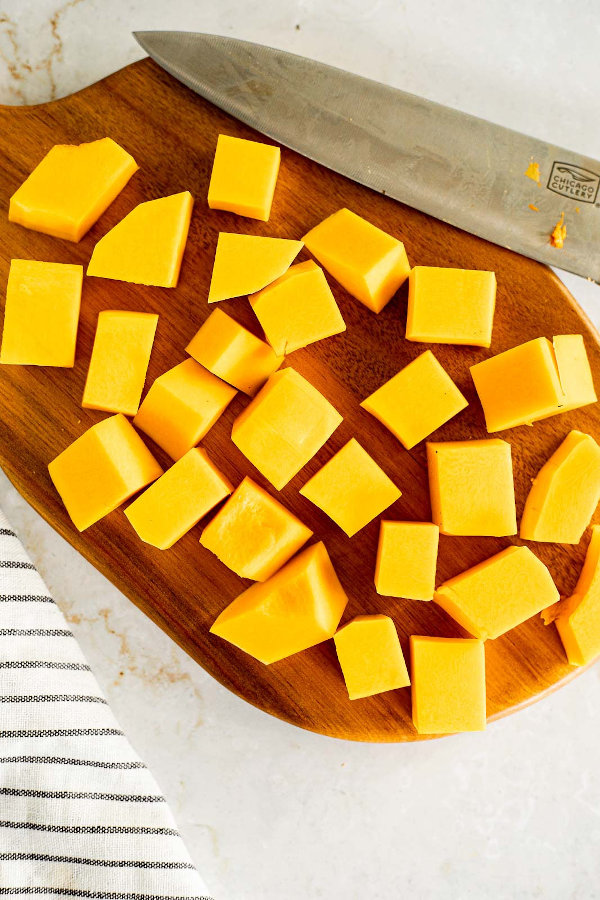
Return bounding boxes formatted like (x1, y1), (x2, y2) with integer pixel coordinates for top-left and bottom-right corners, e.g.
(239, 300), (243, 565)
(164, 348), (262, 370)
(133, 30), (600, 284)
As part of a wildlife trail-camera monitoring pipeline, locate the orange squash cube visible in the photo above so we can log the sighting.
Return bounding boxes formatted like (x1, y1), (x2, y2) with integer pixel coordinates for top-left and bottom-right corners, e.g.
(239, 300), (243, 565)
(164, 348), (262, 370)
(208, 134), (280, 221)
(9, 137), (138, 242)
(249, 260), (346, 355)
(186, 309), (282, 396)
(231, 368), (342, 490)
(410, 636), (486, 734)
(125, 448), (232, 549)
(470, 337), (565, 431)
(300, 438), (401, 537)
(210, 542), (348, 663)
(375, 521), (439, 600)
(48, 414), (162, 531)
(434, 546), (559, 640)
(302, 208), (410, 313)
(361, 350), (468, 449)
(0, 259), (83, 368)
(134, 358), (236, 460)
(520, 430), (600, 544)
(473, 335), (596, 431)
(427, 439), (517, 536)
(334, 615), (410, 700)
(82, 311), (158, 416)
(406, 267), (496, 347)
(200, 476), (312, 581)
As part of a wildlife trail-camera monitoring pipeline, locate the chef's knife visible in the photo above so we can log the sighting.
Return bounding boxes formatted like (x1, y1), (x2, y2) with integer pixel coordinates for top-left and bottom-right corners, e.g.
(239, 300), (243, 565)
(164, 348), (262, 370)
(134, 30), (600, 284)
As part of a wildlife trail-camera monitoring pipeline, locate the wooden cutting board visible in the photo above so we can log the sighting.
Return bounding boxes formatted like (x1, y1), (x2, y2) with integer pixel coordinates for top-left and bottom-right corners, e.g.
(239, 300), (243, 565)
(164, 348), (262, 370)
(0, 57), (598, 742)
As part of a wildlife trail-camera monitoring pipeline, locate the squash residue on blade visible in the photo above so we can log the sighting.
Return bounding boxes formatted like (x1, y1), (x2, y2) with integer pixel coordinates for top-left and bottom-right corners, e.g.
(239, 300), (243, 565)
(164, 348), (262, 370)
(550, 212), (567, 249)
(525, 160), (541, 184)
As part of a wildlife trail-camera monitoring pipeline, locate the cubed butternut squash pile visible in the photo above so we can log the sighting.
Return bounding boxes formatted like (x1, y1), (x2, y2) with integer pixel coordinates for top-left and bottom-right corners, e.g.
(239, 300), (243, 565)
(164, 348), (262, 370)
(4, 131), (600, 737)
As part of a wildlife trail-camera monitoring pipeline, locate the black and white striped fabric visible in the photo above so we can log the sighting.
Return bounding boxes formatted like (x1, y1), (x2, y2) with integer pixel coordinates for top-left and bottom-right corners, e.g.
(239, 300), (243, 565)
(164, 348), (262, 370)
(0, 509), (212, 900)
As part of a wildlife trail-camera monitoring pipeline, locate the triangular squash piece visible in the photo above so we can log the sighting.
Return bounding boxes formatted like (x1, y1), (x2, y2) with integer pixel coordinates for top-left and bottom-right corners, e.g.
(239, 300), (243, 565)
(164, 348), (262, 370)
(210, 542), (348, 663)
(208, 233), (303, 302)
(87, 191), (193, 287)
(9, 137), (138, 242)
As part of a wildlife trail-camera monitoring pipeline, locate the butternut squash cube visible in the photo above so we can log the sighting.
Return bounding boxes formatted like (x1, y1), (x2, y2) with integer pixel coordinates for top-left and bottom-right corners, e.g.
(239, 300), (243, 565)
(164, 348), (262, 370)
(410, 636), (486, 734)
(125, 447), (232, 550)
(470, 337), (565, 431)
(299, 438), (401, 537)
(208, 233), (303, 303)
(375, 521), (439, 600)
(208, 134), (280, 221)
(9, 137), (138, 242)
(200, 476), (312, 581)
(520, 430), (600, 544)
(134, 358), (236, 460)
(555, 526), (600, 665)
(48, 414), (162, 531)
(406, 267), (496, 347)
(334, 615), (410, 700)
(0, 259), (83, 367)
(82, 311), (158, 415)
(536, 335), (597, 420)
(186, 308), (282, 396)
(87, 191), (193, 287)
(434, 545), (559, 640)
(231, 368), (342, 490)
(210, 541), (348, 664)
(249, 260), (346, 355)
(427, 439), (516, 536)
(302, 208), (410, 313)
(361, 350), (468, 449)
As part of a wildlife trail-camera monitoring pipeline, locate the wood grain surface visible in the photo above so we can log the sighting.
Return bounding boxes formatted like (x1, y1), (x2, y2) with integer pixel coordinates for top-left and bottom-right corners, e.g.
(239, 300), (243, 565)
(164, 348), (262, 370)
(0, 57), (598, 742)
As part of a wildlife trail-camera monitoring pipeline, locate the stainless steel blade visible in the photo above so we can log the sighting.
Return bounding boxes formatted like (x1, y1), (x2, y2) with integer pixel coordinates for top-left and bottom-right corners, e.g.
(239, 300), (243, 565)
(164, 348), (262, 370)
(134, 30), (600, 283)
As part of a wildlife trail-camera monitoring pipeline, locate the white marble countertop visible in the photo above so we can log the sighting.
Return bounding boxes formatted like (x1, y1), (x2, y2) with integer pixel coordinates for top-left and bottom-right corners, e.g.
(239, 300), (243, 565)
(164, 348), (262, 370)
(1, 2), (600, 898)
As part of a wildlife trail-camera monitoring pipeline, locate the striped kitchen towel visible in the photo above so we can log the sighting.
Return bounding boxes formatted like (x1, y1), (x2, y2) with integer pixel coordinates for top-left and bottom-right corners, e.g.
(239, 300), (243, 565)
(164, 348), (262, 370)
(0, 507), (213, 900)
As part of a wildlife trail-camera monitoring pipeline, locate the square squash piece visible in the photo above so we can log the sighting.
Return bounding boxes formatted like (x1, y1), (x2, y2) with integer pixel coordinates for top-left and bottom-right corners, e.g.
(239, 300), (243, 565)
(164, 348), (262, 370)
(334, 615), (410, 700)
(470, 337), (565, 431)
(200, 476), (313, 581)
(302, 208), (410, 313)
(361, 350), (468, 449)
(9, 137), (138, 242)
(427, 439), (516, 536)
(1, 259), (83, 367)
(48, 414), (162, 531)
(125, 447), (232, 550)
(231, 368), (342, 491)
(186, 308), (282, 396)
(406, 266), (496, 347)
(375, 521), (439, 600)
(434, 545), (559, 640)
(82, 310), (158, 416)
(410, 636), (486, 734)
(208, 134), (280, 221)
(300, 438), (401, 537)
(134, 358), (237, 460)
(249, 260), (346, 355)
